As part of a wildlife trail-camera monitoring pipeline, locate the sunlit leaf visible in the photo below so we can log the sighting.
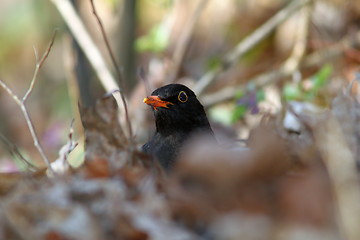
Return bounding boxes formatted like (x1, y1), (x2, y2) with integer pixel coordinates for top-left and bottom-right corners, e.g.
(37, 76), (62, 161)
(283, 83), (302, 101)
(232, 105), (247, 122)
(311, 64), (332, 91)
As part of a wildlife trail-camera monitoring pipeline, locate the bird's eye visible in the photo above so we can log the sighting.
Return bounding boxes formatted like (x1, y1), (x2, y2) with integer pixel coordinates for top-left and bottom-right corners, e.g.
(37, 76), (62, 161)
(178, 91), (188, 103)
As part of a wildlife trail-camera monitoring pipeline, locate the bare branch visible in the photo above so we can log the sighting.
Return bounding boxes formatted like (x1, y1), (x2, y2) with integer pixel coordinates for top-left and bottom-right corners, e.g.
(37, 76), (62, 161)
(193, 0), (312, 95)
(89, 0), (133, 142)
(0, 81), (21, 106)
(51, 0), (119, 93)
(50, 0), (130, 138)
(0, 81), (54, 174)
(0, 33), (57, 174)
(281, 2), (312, 75)
(33, 46), (39, 63)
(21, 105), (51, 169)
(89, 0), (123, 88)
(201, 23), (360, 108)
(23, 30), (57, 103)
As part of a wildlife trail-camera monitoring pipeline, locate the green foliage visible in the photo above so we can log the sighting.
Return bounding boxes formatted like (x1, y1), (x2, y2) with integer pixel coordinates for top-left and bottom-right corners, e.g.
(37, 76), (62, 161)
(231, 64), (332, 123)
(231, 105), (247, 122)
(136, 24), (169, 53)
(283, 83), (303, 101)
(311, 64), (332, 91)
(283, 64), (333, 102)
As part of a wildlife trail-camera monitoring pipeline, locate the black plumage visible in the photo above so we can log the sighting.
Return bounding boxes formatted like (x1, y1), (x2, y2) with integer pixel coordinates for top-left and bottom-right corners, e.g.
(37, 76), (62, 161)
(142, 84), (214, 170)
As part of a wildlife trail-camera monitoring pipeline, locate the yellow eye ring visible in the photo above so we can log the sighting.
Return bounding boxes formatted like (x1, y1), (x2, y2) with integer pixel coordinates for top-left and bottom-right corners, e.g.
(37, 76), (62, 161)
(178, 91), (188, 103)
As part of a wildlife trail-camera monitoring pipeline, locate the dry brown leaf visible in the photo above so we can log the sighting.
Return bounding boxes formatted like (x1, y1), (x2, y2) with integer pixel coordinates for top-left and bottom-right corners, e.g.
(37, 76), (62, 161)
(0, 170), (47, 196)
(79, 95), (128, 163)
(79, 95), (151, 174)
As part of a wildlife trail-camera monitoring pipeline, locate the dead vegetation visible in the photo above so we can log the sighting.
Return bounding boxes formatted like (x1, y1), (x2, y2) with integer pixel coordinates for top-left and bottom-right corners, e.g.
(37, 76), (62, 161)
(1, 0), (360, 239)
(0, 87), (359, 239)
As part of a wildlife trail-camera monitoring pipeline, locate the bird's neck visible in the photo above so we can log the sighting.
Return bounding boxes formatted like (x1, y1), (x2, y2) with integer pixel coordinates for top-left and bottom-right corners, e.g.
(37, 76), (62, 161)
(155, 116), (213, 137)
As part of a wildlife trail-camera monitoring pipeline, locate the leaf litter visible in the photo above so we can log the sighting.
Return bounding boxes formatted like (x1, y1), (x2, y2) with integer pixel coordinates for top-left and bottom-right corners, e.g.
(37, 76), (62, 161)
(0, 88), (360, 240)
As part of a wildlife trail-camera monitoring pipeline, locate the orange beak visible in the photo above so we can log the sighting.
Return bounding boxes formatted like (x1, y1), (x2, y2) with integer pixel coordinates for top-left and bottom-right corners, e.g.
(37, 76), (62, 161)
(143, 96), (173, 110)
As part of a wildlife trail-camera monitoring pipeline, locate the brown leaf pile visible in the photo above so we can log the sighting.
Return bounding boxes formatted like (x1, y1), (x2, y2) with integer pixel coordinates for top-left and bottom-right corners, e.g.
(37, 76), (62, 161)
(0, 92), (360, 240)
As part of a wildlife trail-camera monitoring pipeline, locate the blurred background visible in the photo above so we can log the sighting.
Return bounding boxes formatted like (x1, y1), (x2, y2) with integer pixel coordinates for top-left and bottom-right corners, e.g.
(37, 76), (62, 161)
(0, 0), (360, 171)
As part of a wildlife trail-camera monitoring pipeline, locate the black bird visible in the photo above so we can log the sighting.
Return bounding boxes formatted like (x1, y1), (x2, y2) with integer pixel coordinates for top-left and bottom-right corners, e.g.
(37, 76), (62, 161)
(142, 84), (214, 170)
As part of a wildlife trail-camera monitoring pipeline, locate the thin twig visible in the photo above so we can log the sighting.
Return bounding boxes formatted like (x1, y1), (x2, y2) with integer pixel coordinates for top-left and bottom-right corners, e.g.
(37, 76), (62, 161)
(90, 0), (123, 86)
(63, 119), (78, 164)
(50, 0), (125, 115)
(281, 2), (311, 76)
(0, 34), (57, 174)
(193, 0), (312, 95)
(51, 119), (78, 174)
(0, 132), (38, 171)
(23, 30), (57, 103)
(89, 0), (133, 142)
(168, 0), (208, 83)
(0, 92), (53, 174)
(201, 25), (360, 107)
(0, 81), (21, 105)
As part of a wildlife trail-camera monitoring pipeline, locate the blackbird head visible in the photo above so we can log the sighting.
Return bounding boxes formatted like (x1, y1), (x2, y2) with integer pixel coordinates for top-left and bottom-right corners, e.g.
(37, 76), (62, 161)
(144, 84), (212, 136)
(143, 84), (214, 170)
